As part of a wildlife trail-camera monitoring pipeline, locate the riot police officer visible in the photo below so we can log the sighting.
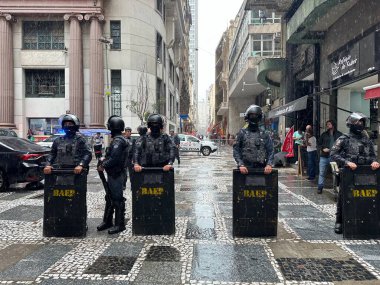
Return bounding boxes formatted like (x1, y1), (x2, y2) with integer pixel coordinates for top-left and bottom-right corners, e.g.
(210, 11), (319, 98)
(233, 105), (274, 174)
(44, 114), (92, 174)
(137, 125), (148, 136)
(97, 116), (130, 234)
(330, 112), (380, 234)
(134, 114), (175, 172)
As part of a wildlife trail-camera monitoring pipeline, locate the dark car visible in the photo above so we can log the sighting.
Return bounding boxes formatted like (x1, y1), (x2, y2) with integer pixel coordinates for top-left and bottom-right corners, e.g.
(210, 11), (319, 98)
(0, 128), (18, 137)
(0, 137), (50, 192)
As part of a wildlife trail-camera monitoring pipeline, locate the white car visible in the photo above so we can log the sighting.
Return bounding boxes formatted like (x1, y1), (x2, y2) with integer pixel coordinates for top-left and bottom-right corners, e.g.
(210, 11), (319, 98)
(36, 134), (64, 148)
(178, 134), (218, 156)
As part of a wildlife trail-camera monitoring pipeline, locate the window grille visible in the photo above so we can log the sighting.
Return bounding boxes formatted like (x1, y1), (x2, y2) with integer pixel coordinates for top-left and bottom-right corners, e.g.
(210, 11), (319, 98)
(25, 70), (65, 98)
(23, 21), (64, 50)
(111, 70), (122, 116)
(110, 21), (121, 50)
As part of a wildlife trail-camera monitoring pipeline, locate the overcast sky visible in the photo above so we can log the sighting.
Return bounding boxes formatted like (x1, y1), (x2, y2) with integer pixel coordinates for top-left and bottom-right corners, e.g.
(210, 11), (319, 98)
(197, 0), (243, 101)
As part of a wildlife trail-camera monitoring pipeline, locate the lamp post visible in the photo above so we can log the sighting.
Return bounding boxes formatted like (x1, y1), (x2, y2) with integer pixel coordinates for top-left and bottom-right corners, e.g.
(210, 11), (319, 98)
(98, 37), (113, 117)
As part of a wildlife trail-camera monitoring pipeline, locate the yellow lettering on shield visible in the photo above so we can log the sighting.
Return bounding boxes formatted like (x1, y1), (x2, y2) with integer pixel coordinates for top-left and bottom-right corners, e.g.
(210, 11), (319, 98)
(52, 189), (76, 197)
(352, 189), (378, 198)
(140, 187), (164, 195)
(243, 190), (267, 198)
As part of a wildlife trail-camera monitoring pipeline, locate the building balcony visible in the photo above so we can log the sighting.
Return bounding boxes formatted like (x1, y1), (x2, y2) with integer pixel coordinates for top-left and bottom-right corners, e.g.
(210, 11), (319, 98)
(217, 102), (228, 116)
(257, 57), (286, 89)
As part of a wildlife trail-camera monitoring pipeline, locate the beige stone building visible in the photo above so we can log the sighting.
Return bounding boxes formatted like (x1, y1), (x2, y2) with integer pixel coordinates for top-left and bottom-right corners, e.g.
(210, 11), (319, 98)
(0, 0), (192, 137)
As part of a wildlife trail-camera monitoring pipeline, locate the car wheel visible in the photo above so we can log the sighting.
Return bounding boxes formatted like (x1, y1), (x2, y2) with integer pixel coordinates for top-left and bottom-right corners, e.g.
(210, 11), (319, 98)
(201, 146), (211, 156)
(25, 181), (44, 191)
(0, 168), (9, 192)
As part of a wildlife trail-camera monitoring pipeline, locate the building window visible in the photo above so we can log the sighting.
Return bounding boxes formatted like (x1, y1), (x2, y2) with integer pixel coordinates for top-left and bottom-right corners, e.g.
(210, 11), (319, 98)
(156, 0), (164, 16)
(111, 70), (122, 116)
(156, 33), (163, 63)
(110, 21), (121, 50)
(251, 10), (281, 25)
(23, 21), (64, 50)
(29, 118), (60, 135)
(25, 69), (65, 98)
(251, 34), (281, 57)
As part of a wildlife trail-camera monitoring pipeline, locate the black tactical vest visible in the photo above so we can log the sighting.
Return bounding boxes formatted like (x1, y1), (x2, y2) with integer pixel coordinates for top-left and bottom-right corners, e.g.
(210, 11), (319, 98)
(55, 136), (80, 167)
(144, 135), (170, 166)
(344, 134), (372, 165)
(241, 130), (267, 166)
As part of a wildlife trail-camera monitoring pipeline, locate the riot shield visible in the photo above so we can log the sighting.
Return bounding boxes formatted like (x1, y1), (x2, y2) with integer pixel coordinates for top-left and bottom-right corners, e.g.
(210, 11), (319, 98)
(131, 167), (175, 235)
(341, 166), (380, 239)
(43, 169), (87, 237)
(233, 168), (278, 237)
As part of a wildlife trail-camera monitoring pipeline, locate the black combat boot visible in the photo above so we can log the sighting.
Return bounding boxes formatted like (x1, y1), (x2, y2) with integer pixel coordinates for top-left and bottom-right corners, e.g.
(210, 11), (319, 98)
(108, 199), (126, 234)
(97, 199), (114, 231)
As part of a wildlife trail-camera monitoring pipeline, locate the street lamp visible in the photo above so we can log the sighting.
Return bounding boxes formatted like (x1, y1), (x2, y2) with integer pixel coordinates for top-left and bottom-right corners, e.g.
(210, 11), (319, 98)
(98, 37), (113, 117)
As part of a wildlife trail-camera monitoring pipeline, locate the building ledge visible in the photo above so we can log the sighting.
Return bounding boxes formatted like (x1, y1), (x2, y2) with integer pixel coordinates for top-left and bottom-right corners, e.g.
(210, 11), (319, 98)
(257, 57), (286, 89)
(217, 102), (228, 116)
(286, 0), (356, 44)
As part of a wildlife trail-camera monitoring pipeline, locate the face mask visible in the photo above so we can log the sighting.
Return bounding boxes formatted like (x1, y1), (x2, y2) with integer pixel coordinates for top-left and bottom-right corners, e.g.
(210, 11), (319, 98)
(63, 126), (77, 137)
(350, 124), (364, 134)
(150, 126), (161, 137)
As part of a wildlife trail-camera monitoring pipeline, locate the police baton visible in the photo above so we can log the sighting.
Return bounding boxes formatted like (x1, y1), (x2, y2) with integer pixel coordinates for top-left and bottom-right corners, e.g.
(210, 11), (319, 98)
(97, 159), (113, 206)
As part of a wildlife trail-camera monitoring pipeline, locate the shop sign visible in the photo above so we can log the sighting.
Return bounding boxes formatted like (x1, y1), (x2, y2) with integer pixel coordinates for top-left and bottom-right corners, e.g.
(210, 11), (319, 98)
(331, 54), (358, 81)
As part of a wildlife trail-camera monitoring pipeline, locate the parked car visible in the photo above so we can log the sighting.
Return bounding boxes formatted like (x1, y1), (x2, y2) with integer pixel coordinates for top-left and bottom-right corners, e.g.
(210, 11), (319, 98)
(0, 128), (18, 137)
(36, 134), (64, 148)
(178, 134), (218, 156)
(0, 137), (50, 192)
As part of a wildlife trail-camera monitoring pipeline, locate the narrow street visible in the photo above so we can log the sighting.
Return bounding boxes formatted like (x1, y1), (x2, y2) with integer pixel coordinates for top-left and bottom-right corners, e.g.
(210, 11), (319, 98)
(0, 148), (379, 284)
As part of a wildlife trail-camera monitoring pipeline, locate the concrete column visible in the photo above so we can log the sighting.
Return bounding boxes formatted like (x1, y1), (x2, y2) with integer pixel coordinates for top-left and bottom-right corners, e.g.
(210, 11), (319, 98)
(0, 14), (15, 128)
(64, 14), (84, 126)
(85, 14), (105, 128)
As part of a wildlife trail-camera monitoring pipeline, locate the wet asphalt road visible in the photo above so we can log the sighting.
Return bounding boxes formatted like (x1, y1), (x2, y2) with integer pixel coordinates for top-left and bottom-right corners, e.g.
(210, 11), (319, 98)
(0, 146), (379, 284)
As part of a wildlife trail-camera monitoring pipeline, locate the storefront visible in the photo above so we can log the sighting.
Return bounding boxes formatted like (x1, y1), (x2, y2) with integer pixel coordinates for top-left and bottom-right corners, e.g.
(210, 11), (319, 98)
(329, 27), (380, 137)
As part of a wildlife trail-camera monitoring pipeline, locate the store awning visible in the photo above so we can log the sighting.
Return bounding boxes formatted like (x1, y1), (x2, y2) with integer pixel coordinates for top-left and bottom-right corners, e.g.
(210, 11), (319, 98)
(267, 95), (308, 119)
(364, 83), (380, 100)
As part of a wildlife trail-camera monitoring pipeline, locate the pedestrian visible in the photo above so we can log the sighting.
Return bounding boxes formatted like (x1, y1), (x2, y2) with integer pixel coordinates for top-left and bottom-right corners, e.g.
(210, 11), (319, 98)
(122, 127), (133, 190)
(330, 112), (380, 234)
(133, 114), (175, 172)
(233, 104), (274, 175)
(97, 116), (130, 234)
(169, 130), (181, 164)
(317, 120), (342, 194)
(305, 125), (317, 180)
(27, 129), (35, 142)
(43, 114), (92, 174)
(292, 125), (304, 165)
(93, 132), (104, 159)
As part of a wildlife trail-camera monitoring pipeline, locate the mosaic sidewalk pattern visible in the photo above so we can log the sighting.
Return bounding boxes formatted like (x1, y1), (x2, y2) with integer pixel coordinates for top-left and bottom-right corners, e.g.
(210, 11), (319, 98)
(0, 148), (379, 284)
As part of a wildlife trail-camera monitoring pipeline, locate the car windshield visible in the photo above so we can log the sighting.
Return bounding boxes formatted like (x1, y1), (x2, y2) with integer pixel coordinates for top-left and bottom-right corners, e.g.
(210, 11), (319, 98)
(0, 137), (47, 152)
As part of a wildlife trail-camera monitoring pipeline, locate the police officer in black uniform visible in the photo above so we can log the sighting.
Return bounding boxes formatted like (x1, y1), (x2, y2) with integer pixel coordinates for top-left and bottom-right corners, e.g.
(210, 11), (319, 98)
(134, 114), (175, 172)
(169, 130), (181, 164)
(44, 114), (92, 174)
(122, 127), (133, 190)
(97, 116), (130, 234)
(137, 125), (148, 137)
(233, 105), (274, 174)
(330, 112), (380, 234)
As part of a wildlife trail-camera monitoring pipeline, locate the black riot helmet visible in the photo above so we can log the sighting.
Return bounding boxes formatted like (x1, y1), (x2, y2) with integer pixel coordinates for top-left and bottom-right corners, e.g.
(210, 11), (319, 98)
(59, 114), (80, 137)
(147, 114), (164, 129)
(107, 115), (125, 135)
(137, 125), (148, 136)
(346, 112), (368, 134)
(244, 105), (263, 126)
(59, 114), (80, 130)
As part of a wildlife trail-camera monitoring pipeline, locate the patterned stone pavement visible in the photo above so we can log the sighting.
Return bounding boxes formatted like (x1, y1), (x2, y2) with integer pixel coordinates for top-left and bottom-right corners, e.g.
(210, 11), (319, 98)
(0, 147), (379, 284)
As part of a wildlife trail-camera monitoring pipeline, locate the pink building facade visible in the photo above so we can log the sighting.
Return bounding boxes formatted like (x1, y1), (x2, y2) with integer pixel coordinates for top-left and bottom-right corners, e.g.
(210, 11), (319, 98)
(0, 0), (107, 135)
(0, 0), (192, 137)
